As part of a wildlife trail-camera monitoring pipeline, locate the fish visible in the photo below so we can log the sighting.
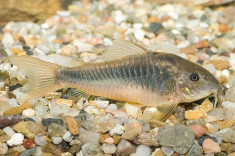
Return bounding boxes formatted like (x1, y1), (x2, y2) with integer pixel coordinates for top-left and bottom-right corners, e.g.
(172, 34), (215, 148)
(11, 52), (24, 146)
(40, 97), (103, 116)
(5, 40), (222, 120)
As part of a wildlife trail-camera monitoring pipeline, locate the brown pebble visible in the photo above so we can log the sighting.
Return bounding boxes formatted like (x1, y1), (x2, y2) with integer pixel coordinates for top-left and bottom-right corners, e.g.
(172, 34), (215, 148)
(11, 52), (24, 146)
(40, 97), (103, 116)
(218, 75), (228, 84)
(10, 48), (26, 56)
(23, 138), (35, 149)
(219, 23), (232, 33)
(217, 120), (234, 129)
(180, 46), (197, 54)
(99, 133), (110, 144)
(220, 142), (234, 154)
(147, 15), (159, 23)
(113, 135), (121, 145)
(3, 102), (32, 116)
(209, 59), (230, 70)
(195, 40), (210, 49)
(67, 117), (79, 135)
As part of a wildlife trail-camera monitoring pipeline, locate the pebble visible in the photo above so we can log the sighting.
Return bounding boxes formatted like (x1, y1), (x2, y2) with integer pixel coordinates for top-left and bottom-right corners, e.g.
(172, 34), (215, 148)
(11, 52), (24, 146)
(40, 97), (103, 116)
(197, 136), (218, 145)
(199, 98), (213, 112)
(188, 141), (203, 156)
(217, 120), (234, 129)
(134, 145), (152, 156)
(94, 100), (109, 109)
(207, 108), (224, 121)
(109, 124), (125, 136)
(209, 60), (230, 70)
(91, 114), (116, 133)
(48, 123), (67, 137)
(161, 146), (174, 156)
(186, 118), (206, 126)
(149, 22), (162, 34)
(222, 127), (235, 143)
(125, 103), (140, 118)
(79, 128), (100, 144)
(151, 148), (165, 156)
(0, 142), (8, 155)
(42, 118), (64, 127)
(7, 133), (24, 146)
(81, 143), (103, 156)
(84, 106), (100, 116)
(134, 29), (145, 41)
(122, 122), (142, 140)
(22, 108), (36, 117)
(62, 131), (74, 142)
(189, 124), (208, 138)
(158, 125), (195, 154)
(185, 108), (207, 120)
(133, 132), (159, 147)
(13, 121), (46, 138)
(2, 33), (14, 48)
(221, 101), (235, 109)
(116, 139), (136, 156)
(51, 137), (63, 144)
(102, 143), (116, 154)
(195, 40), (210, 49)
(67, 116), (79, 135)
(202, 139), (221, 154)
(19, 148), (37, 156)
(3, 102), (32, 116)
(34, 135), (48, 146)
(56, 99), (73, 107)
(23, 138), (35, 149)
(3, 126), (15, 137)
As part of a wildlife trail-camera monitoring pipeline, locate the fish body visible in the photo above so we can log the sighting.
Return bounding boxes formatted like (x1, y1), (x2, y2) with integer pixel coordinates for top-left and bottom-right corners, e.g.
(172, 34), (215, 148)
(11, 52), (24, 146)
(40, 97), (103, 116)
(6, 40), (222, 120)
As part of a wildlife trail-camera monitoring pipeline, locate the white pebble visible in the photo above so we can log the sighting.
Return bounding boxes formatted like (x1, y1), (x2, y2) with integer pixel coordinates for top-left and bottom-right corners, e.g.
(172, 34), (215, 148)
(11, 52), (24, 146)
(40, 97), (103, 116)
(102, 143), (117, 154)
(35, 135), (48, 146)
(161, 146), (174, 156)
(22, 108), (36, 117)
(3, 126), (15, 137)
(57, 11), (71, 17)
(109, 124), (125, 136)
(134, 29), (145, 41)
(7, 98), (18, 106)
(125, 103), (139, 118)
(85, 106), (100, 116)
(135, 145), (152, 156)
(94, 100), (109, 109)
(113, 10), (127, 24)
(221, 101), (235, 109)
(7, 133), (24, 146)
(51, 137), (63, 145)
(177, 40), (190, 48)
(108, 104), (118, 111)
(63, 131), (74, 142)
(221, 69), (230, 77)
(2, 33), (14, 48)
(229, 53), (235, 66)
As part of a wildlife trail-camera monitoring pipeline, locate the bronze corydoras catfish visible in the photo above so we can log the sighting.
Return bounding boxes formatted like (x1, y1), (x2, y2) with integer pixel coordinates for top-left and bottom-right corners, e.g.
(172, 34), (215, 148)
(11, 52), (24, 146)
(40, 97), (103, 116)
(8, 40), (222, 120)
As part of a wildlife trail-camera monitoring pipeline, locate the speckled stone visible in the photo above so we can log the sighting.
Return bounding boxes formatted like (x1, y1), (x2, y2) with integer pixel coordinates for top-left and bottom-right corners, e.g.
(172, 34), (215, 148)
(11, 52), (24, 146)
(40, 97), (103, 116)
(158, 125), (195, 154)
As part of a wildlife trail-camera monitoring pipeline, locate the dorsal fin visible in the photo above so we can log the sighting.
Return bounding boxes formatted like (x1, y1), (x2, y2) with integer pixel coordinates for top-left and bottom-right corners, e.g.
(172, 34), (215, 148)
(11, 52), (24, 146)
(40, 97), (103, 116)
(105, 40), (147, 61)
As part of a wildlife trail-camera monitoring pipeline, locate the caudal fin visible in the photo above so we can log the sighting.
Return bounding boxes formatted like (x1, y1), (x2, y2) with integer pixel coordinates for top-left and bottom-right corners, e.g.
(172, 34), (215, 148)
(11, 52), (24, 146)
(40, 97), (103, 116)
(9, 56), (62, 103)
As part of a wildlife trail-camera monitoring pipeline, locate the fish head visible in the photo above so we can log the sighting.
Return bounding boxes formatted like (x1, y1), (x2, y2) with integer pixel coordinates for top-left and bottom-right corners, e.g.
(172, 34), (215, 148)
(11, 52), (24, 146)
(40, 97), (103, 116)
(175, 56), (222, 103)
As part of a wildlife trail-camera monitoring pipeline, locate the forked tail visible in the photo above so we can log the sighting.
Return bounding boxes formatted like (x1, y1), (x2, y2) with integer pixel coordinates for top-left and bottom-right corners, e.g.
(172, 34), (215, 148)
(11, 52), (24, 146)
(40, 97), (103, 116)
(9, 56), (62, 103)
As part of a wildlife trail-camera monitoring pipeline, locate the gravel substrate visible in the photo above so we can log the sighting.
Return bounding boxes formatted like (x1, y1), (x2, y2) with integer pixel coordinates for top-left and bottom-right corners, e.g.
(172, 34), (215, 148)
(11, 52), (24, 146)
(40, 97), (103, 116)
(0, 0), (235, 156)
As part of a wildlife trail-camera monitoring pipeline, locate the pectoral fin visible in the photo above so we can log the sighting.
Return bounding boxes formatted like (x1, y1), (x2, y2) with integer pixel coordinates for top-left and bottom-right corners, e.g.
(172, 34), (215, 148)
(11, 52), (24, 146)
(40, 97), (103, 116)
(142, 102), (178, 123)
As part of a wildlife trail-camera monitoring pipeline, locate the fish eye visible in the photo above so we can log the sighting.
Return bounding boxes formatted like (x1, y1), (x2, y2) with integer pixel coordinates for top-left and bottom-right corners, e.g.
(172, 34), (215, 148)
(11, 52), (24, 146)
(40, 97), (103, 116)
(190, 73), (200, 82)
